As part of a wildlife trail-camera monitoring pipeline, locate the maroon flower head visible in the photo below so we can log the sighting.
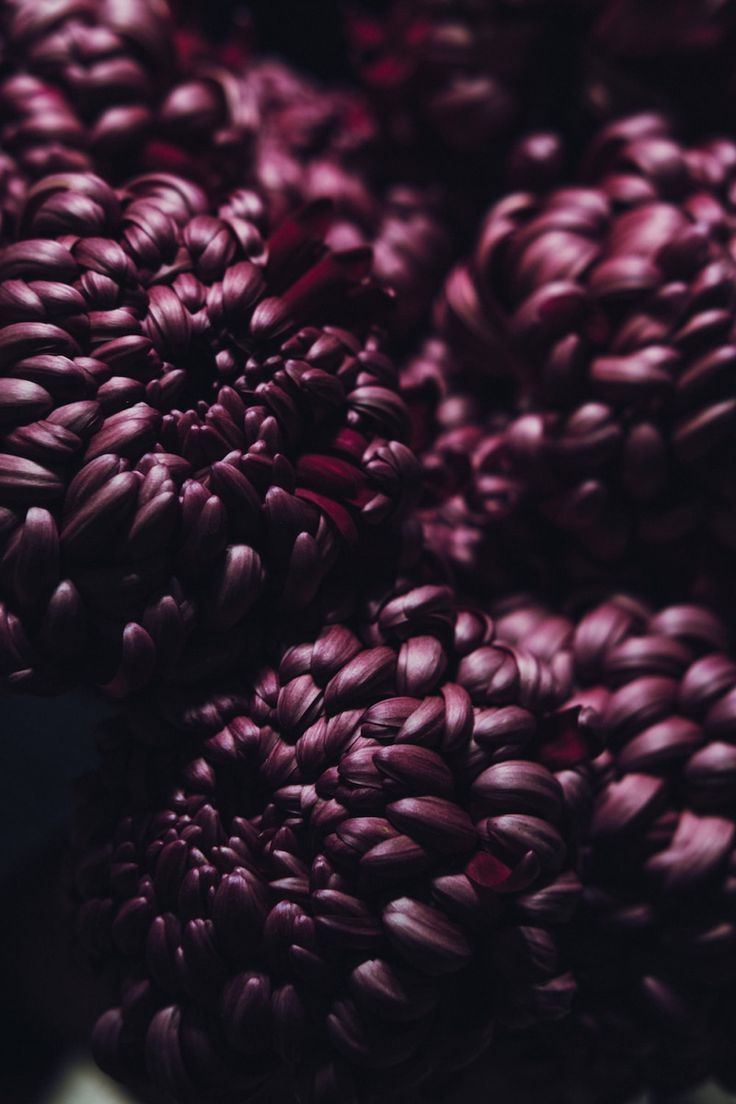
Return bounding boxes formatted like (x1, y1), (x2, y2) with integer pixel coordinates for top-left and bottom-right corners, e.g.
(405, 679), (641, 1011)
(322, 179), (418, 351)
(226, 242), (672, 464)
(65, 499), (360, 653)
(0, 169), (422, 695)
(0, 1), (453, 337)
(497, 594), (736, 1096)
(0, 0), (175, 178)
(73, 581), (587, 1103)
(154, 58), (375, 202)
(401, 339), (561, 598)
(430, 114), (736, 600)
(151, 58), (452, 332)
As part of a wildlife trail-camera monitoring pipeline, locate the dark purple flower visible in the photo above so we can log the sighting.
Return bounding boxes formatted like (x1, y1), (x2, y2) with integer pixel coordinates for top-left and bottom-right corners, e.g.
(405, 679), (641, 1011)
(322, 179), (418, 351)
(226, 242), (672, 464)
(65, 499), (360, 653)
(72, 581), (585, 1103)
(0, 4), (452, 337)
(491, 594), (736, 1098)
(150, 57), (453, 332)
(419, 115), (736, 602)
(0, 170), (422, 694)
(0, 0), (175, 178)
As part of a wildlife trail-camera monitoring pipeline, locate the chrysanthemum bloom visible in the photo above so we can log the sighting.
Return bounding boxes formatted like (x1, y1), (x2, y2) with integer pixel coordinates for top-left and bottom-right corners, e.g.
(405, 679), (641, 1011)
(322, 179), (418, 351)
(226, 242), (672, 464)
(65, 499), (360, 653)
(73, 581), (588, 1103)
(155, 58), (373, 200)
(584, 0), (736, 127)
(496, 594), (736, 1098)
(0, 170), (421, 695)
(0, 1), (452, 336)
(0, 0), (175, 179)
(432, 114), (736, 600)
(154, 59), (452, 332)
(399, 340), (561, 598)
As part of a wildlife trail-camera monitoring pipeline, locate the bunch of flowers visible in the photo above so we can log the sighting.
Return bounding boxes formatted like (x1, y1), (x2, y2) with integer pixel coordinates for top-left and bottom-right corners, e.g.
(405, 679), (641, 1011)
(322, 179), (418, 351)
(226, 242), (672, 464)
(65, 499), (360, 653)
(3, 3), (736, 1103)
(0, 1), (452, 335)
(75, 578), (736, 1102)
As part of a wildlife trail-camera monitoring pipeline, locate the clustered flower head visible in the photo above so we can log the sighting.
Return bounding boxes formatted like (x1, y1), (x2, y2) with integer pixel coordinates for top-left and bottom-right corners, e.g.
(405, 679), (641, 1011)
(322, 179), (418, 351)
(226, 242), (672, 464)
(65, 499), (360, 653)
(366, 593), (736, 1103)
(427, 113), (736, 600)
(0, 168), (423, 694)
(73, 581), (589, 1103)
(570, 597), (736, 1092)
(153, 57), (452, 332)
(489, 594), (736, 1099)
(0, 0), (453, 334)
(0, 0), (175, 179)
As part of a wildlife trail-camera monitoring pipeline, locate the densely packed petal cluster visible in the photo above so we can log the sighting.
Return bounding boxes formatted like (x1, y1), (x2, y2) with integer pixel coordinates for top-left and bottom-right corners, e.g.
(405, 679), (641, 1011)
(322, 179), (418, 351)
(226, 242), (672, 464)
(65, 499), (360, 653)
(73, 581), (589, 1103)
(154, 57), (452, 332)
(154, 57), (372, 200)
(0, 0), (354, 199)
(495, 595), (736, 1098)
(427, 114), (736, 600)
(400, 339), (546, 597)
(0, 170), (422, 694)
(0, 0), (175, 178)
(0, 1), (452, 335)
